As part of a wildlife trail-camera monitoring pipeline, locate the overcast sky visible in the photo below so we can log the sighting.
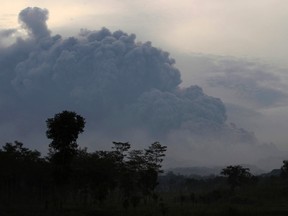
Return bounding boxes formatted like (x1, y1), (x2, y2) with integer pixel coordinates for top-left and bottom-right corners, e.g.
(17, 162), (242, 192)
(1, 0), (288, 66)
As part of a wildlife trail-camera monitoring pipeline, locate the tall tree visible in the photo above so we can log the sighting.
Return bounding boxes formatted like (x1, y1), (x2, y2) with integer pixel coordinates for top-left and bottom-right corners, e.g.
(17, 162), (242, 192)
(46, 111), (85, 184)
(46, 110), (85, 163)
(145, 142), (167, 173)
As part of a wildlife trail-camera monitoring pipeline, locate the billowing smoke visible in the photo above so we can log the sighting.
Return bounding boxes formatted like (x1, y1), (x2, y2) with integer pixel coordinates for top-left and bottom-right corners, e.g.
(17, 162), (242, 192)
(0, 7), (284, 170)
(177, 54), (288, 109)
(0, 29), (17, 38)
(18, 7), (50, 40)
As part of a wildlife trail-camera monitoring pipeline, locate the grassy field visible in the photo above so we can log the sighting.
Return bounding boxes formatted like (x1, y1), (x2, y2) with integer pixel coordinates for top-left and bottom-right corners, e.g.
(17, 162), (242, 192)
(1, 176), (288, 216)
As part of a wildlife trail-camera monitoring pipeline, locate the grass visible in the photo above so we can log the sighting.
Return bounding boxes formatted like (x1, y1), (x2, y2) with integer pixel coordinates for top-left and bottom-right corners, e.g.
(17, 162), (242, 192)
(1, 178), (288, 216)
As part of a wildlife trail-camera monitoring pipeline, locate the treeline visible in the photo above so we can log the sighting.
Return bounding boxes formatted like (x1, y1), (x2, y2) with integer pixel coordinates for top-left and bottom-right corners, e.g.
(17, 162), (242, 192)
(0, 111), (167, 215)
(0, 141), (166, 209)
(155, 162), (288, 216)
(1, 110), (288, 215)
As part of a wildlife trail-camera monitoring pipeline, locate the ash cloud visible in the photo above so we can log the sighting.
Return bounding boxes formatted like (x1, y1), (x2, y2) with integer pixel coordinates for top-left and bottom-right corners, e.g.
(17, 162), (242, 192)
(176, 54), (288, 168)
(178, 54), (288, 109)
(206, 59), (288, 108)
(0, 29), (16, 38)
(18, 7), (50, 40)
(0, 7), (284, 170)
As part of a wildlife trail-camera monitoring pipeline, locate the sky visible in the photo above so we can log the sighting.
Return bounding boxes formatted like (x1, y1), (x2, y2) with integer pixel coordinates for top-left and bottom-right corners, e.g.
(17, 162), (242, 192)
(1, 1), (288, 170)
(1, 0), (288, 64)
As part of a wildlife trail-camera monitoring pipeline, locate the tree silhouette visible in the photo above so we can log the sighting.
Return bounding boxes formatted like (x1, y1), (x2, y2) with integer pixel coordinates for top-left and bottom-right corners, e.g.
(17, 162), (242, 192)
(145, 142), (167, 173)
(281, 160), (288, 178)
(139, 142), (167, 196)
(46, 110), (85, 184)
(1, 141), (41, 162)
(46, 110), (85, 165)
(0, 141), (45, 205)
(221, 165), (253, 191)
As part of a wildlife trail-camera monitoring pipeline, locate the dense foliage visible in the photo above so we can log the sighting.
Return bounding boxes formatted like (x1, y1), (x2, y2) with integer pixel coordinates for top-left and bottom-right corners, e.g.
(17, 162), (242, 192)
(221, 165), (256, 191)
(0, 111), (168, 215)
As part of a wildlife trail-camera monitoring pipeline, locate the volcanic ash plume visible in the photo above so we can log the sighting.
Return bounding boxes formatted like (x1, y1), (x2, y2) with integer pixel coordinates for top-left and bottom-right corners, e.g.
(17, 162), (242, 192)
(0, 7), (283, 169)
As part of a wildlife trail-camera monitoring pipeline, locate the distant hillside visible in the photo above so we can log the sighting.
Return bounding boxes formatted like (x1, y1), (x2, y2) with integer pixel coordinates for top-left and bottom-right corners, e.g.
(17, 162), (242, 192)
(167, 164), (266, 177)
(260, 169), (281, 177)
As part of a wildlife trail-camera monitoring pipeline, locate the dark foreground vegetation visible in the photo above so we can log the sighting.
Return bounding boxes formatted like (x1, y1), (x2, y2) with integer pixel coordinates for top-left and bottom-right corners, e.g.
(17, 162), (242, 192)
(1, 111), (288, 216)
